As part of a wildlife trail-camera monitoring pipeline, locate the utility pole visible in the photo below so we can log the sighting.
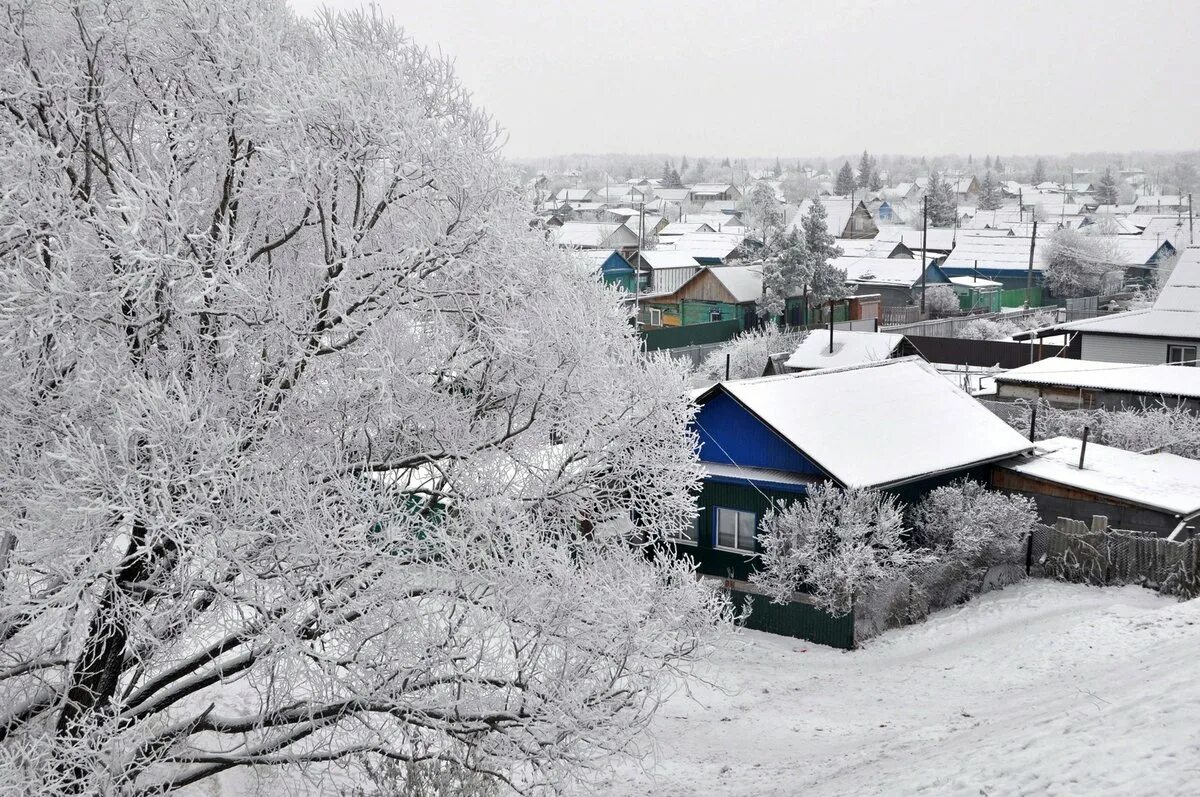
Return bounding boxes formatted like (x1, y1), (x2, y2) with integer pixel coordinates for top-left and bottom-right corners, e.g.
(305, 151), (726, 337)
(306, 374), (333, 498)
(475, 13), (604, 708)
(1190, 193), (1194, 245)
(1019, 187), (1023, 223)
(1025, 218), (1038, 309)
(920, 195), (928, 317)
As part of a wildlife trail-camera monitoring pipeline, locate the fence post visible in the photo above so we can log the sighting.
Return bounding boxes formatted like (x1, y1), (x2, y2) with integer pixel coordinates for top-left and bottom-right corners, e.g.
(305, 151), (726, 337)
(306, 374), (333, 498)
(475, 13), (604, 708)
(1025, 529), (1034, 575)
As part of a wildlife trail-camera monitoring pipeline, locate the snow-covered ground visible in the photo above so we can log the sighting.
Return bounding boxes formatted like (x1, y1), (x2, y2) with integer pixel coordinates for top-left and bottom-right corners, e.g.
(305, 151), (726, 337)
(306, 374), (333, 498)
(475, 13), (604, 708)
(594, 581), (1200, 796)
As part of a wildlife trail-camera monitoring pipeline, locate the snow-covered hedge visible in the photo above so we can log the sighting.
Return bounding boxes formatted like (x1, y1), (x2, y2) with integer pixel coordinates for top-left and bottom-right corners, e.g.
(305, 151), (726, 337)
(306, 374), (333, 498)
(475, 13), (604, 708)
(698, 325), (804, 381)
(1006, 399), (1200, 460)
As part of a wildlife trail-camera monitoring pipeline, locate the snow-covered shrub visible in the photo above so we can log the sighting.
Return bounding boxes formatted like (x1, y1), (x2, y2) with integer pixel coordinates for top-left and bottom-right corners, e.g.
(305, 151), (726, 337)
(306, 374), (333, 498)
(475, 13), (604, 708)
(924, 285), (961, 318)
(699, 325), (804, 381)
(752, 484), (913, 617)
(956, 311), (1057, 341)
(1007, 399), (1200, 460)
(912, 479), (1037, 569)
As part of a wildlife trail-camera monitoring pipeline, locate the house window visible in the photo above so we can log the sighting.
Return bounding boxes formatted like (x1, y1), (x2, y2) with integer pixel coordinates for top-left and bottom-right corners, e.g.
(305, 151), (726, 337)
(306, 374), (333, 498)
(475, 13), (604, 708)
(643, 307), (663, 327)
(672, 515), (700, 546)
(714, 507), (756, 553)
(710, 307), (723, 322)
(1167, 345), (1196, 366)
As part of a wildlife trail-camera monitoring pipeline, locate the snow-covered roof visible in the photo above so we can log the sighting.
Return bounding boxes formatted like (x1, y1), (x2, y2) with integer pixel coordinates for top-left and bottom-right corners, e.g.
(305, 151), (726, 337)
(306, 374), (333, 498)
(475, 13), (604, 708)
(784, 330), (906, 371)
(637, 249), (700, 269)
(668, 232), (747, 261)
(874, 227), (958, 252)
(552, 221), (637, 248)
(833, 238), (911, 258)
(997, 357), (1200, 397)
(712, 358), (1033, 488)
(838, 255), (935, 287)
(1053, 247), (1200, 338)
(998, 436), (1200, 517)
(659, 222), (715, 237)
(941, 235), (1045, 272)
(705, 265), (763, 303)
(700, 462), (822, 489)
(690, 183), (735, 195)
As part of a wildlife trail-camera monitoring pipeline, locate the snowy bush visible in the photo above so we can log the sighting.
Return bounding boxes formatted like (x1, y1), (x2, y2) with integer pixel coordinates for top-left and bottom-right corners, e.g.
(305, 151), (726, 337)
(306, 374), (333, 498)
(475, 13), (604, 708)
(1007, 399), (1200, 460)
(911, 479), (1038, 570)
(955, 311), (1057, 341)
(924, 285), (961, 319)
(699, 325), (804, 381)
(752, 484), (913, 617)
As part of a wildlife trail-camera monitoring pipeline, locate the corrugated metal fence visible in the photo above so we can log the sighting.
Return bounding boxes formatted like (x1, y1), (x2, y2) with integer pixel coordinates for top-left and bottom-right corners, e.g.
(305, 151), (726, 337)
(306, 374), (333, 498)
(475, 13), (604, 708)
(883, 306), (1060, 338)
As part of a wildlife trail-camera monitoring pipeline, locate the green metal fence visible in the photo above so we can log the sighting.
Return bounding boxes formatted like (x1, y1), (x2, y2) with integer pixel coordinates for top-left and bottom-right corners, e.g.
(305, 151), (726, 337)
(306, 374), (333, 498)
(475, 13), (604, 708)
(641, 319), (742, 352)
(1000, 286), (1042, 307)
(727, 587), (855, 649)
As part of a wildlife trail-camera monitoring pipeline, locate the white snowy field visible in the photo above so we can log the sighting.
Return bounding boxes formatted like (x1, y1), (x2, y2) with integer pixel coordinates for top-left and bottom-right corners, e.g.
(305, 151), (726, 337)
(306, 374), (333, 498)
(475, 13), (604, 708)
(592, 581), (1200, 796)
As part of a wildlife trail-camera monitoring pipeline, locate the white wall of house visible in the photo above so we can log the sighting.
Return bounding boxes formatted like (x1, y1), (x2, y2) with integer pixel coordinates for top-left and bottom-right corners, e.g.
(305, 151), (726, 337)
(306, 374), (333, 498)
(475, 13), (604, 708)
(1080, 333), (1198, 364)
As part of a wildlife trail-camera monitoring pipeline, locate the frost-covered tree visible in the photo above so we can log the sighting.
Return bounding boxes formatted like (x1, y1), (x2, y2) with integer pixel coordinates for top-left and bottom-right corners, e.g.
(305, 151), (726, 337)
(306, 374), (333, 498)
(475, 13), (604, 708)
(869, 169), (883, 192)
(978, 171), (1003, 211)
(0, 2), (727, 793)
(698, 325), (803, 381)
(835, 161), (856, 195)
(760, 229), (810, 320)
(1172, 160), (1198, 195)
(1032, 158), (1047, 185)
(984, 155), (992, 169)
(796, 197), (846, 318)
(912, 480), (1038, 569)
(1095, 167), (1120, 205)
(994, 155), (1005, 174)
(1008, 400), (1200, 460)
(1044, 228), (1125, 297)
(753, 485), (913, 616)
(924, 285), (961, 318)
(744, 181), (783, 242)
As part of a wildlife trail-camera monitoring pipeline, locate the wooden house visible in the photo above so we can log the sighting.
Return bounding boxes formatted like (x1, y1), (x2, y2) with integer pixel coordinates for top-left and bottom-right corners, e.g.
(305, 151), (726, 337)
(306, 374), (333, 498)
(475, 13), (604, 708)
(792, 198), (878, 240)
(1031, 246), (1200, 364)
(690, 183), (743, 202)
(578, 249), (641, 293)
(838, 254), (952, 309)
(551, 221), (640, 253)
(641, 264), (762, 328)
(992, 436), (1200, 538)
(627, 249), (700, 295)
(678, 358), (1033, 582)
(993, 357), (1200, 411)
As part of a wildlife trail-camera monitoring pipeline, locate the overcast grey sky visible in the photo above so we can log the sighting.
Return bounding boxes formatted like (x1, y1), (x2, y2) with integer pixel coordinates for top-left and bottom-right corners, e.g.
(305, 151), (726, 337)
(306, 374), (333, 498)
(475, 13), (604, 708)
(291, 0), (1199, 159)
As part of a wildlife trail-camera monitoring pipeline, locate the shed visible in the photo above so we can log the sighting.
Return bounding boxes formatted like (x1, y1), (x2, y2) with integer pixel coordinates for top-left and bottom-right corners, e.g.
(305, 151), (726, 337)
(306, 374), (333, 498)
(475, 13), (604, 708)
(783, 330), (911, 371)
(992, 357), (1200, 410)
(991, 436), (1200, 538)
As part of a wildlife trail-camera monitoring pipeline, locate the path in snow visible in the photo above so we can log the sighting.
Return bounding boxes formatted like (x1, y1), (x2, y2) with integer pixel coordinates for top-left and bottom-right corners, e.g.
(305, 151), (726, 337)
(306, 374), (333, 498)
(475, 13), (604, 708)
(594, 580), (1199, 796)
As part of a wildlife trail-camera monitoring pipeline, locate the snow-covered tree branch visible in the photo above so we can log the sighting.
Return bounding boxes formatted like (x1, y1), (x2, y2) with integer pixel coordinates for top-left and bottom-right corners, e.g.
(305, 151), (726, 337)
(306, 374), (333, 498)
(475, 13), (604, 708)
(0, 1), (727, 792)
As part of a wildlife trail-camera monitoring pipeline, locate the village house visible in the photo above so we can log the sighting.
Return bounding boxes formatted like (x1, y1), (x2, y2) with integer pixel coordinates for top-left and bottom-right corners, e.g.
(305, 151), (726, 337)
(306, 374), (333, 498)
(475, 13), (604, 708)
(690, 183), (743, 202)
(838, 254), (952, 310)
(677, 358), (1034, 582)
(551, 221), (641, 253)
(992, 437), (1200, 539)
(639, 264), (762, 329)
(993, 357), (1200, 411)
(792, 198), (878, 239)
(781, 330), (913, 372)
(1030, 246), (1200, 364)
(627, 249), (701, 294)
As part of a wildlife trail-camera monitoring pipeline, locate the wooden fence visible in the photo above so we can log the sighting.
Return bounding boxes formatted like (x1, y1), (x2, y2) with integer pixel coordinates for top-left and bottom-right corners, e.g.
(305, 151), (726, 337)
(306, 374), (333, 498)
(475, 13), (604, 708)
(1034, 517), (1200, 599)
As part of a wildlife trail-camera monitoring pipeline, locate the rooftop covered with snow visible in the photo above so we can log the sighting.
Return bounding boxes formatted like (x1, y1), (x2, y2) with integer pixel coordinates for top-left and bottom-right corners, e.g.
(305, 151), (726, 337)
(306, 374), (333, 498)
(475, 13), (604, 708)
(996, 436), (1200, 518)
(706, 358), (1033, 488)
(784, 330), (907, 371)
(995, 357), (1200, 398)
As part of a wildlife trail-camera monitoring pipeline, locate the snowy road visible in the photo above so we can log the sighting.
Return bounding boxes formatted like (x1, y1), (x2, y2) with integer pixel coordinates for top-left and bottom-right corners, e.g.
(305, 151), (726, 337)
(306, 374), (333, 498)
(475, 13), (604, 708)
(595, 581), (1200, 796)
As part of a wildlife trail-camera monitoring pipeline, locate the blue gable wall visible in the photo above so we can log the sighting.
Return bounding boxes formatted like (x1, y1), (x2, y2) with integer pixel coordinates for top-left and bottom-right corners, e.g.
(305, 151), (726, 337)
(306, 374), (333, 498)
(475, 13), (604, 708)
(691, 391), (824, 475)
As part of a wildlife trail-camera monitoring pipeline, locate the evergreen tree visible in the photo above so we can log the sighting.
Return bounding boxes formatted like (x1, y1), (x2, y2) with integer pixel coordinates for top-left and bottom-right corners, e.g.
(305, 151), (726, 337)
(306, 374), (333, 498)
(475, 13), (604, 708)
(721, 157), (731, 168)
(793, 197), (845, 324)
(1096, 167), (1120, 205)
(835, 160), (856, 195)
(968, 154), (973, 165)
(680, 154), (690, 174)
(984, 154), (992, 169)
(978, 171), (1003, 210)
(1032, 158), (1047, 184)
(857, 150), (873, 190)
(760, 228), (809, 320)
(926, 172), (957, 226)
(774, 156), (783, 177)
(869, 170), (883, 192)
(994, 155), (1004, 173)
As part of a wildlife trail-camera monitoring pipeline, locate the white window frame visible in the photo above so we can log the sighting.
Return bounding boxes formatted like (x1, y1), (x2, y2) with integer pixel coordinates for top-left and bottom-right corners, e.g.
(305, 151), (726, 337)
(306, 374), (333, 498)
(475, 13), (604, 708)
(1167, 344), (1197, 366)
(644, 306), (663, 327)
(713, 507), (756, 554)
